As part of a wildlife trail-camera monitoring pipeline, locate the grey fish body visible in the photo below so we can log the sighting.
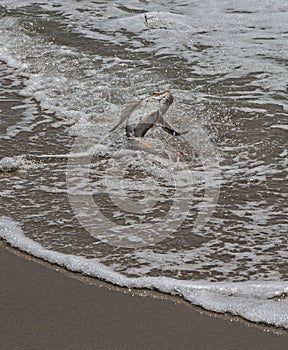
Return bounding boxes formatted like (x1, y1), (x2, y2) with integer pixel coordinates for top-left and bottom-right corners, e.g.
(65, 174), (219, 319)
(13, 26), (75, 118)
(126, 110), (184, 138)
(110, 90), (185, 138)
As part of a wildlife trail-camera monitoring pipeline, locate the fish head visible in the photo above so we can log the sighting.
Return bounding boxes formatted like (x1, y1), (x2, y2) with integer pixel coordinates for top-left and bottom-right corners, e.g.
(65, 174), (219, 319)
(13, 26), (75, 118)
(148, 90), (174, 114)
(125, 90), (174, 137)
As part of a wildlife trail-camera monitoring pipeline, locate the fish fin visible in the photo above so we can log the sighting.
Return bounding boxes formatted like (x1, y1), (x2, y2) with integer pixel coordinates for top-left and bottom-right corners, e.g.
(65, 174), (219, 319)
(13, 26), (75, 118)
(158, 116), (188, 136)
(99, 100), (142, 144)
(109, 100), (142, 132)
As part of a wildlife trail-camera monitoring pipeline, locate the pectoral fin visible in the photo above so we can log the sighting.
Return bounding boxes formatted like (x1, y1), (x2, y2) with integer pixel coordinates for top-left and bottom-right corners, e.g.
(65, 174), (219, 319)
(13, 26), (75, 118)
(109, 100), (142, 133)
(158, 116), (188, 136)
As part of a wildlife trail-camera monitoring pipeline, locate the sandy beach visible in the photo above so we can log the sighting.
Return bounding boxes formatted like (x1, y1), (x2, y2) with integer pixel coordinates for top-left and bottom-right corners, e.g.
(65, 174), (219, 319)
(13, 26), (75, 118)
(1, 243), (288, 350)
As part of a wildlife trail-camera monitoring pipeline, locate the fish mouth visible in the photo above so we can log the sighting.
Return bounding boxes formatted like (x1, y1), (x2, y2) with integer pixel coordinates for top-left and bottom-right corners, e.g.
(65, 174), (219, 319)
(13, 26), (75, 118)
(152, 90), (170, 96)
(151, 90), (174, 105)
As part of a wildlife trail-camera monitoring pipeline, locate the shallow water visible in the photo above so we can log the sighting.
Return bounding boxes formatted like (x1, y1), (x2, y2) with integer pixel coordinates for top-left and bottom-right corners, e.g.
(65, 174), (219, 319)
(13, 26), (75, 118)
(0, 0), (288, 328)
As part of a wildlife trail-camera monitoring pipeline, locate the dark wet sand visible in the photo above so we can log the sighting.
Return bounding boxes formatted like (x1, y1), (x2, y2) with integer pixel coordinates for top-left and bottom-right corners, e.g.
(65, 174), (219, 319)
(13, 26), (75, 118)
(1, 244), (288, 350)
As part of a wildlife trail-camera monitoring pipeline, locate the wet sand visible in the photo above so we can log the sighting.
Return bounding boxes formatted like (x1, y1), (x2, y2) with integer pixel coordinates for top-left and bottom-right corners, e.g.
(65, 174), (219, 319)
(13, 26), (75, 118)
(1, 244), (288, 350)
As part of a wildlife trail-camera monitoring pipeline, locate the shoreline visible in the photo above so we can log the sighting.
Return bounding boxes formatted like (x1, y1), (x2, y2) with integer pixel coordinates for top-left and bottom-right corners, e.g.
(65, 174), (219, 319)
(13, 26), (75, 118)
(1, 242), (288, 349)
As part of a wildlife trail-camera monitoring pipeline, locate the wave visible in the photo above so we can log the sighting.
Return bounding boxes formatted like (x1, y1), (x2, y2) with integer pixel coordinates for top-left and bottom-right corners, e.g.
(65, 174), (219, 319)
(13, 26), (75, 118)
(1, 215), (288, 329)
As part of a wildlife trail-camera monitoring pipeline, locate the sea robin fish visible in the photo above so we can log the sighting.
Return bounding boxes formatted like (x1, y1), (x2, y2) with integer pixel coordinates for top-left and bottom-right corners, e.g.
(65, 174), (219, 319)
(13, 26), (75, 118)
(110, 90), (185, 138)
(104, 90), (187, 158)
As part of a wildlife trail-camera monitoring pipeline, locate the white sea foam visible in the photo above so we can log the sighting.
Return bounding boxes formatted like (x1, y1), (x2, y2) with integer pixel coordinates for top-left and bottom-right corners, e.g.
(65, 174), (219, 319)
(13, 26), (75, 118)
(0, 155), (43, 172)
(271, 124), (288, 131)
(1, 215), (288, 329)
(0, 14), (117, 136)
(0, 156), (23, 172)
